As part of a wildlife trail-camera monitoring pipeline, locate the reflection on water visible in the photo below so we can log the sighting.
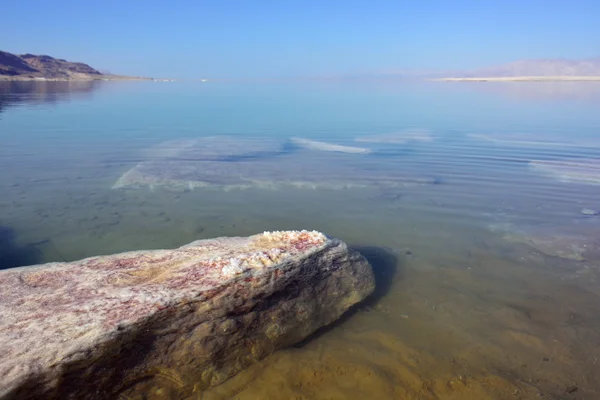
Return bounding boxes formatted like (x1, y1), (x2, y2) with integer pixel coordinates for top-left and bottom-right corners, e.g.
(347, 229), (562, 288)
(0, 80), (101, 115)
(2, 81), (600, 399)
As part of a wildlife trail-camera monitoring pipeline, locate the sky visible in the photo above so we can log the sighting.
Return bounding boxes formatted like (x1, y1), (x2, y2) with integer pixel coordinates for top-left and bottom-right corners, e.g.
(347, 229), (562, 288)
(2, 0), (599, 79)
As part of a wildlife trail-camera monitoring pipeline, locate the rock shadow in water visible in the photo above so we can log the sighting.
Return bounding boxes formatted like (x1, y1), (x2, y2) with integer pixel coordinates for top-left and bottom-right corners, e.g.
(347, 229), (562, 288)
(293, 245), (401, 348)
(0, 226), (42, 270)
(354, 245), (402, 306)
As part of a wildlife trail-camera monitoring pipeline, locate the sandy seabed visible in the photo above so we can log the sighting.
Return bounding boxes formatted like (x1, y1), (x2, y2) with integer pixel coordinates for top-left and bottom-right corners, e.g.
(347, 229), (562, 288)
(112, 209), (600, 400)
(3, 157), (600, 400)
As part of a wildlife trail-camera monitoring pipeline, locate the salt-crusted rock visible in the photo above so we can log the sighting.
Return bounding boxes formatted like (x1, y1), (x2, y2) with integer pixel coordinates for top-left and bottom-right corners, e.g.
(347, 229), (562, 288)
(0, 231), (374, 400)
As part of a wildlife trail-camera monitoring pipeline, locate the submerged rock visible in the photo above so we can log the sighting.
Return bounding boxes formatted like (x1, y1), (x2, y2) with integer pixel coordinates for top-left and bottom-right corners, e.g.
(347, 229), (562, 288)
(113, 136), (287, 189)
(490, 223), (597, 261)
(355, 129), (434, 144)
(468, 133), (600, 148)
(113, 137), (437, 191)
(466, 132), (586, 148)
(290, 137), (372, 154)
(0, 231), (374, 400)
(529, 159), (600, 185)
(140, 136), (285, 161)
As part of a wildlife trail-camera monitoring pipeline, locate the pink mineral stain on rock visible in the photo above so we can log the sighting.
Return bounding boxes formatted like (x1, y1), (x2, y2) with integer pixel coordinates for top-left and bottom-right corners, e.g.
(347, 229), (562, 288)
(22, 269), (73, 288)
(0, 230), (333, 399)
(0, 229), (379, 400)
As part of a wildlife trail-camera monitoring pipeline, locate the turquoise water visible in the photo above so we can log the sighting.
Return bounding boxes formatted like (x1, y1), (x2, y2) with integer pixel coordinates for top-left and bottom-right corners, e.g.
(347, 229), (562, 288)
(2, 80), (600, 399)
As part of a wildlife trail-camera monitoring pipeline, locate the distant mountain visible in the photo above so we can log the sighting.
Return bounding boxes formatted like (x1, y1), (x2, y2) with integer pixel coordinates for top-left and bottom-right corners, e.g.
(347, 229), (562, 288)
(0, 51), (39, 76)
(348, 69), (460, 80)
(457, 57), (600, 78)
(316, 58), (600, 82)
(297, 69), (462, 82)
(0, 50), (150, 81)
(0, 50), (102, 80)
(20, 53), (101, 78)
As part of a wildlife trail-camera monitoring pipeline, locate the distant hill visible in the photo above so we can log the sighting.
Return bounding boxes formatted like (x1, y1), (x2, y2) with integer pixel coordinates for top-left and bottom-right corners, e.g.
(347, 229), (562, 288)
(0, 51), (39, 76)
(442, 57), (600, 81)
(464, 58), (600, 77)
(325, 57), (600, 82)
(0, 80), (101, 115)
(0, 50), (149, 81)
(20, 53), (101, 78)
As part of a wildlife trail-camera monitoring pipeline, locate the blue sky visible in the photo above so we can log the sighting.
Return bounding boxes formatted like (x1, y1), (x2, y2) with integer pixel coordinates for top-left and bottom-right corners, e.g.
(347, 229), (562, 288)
(2, 0), (598, 78)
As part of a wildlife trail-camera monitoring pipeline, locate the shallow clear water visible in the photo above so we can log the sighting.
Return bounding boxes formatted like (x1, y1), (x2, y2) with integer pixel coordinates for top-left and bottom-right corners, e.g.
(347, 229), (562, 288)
(2, 80), (600, 399)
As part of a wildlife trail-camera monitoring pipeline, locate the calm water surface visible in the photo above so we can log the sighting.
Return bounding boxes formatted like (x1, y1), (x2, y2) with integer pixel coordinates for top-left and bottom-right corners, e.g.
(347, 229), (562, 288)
(2, 80), (600, 399)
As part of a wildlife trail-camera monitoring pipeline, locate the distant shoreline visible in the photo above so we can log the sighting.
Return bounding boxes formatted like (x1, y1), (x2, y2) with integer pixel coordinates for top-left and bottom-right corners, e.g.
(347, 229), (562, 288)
(0, 75), (155, 82)
(433, 76), (600, 82)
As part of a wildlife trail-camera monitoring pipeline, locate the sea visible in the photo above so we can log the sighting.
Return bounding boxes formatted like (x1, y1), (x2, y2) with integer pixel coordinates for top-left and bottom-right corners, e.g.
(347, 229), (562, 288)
(1, 79), (600, 399)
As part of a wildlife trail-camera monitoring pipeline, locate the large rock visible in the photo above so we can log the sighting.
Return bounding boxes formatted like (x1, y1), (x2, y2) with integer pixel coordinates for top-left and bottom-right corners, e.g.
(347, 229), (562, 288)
(0, 231), (375, 400)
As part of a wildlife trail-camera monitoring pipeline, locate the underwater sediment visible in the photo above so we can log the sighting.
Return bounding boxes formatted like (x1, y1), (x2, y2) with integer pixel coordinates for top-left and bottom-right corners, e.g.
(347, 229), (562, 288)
(529, 159), (600, 185)
(112, 136), (438, 191)
(0, 231), (374, 400)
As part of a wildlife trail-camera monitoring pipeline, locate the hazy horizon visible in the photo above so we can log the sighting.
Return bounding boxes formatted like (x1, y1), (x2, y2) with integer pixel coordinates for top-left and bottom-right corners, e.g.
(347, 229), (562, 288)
(2, 0), (599, 79)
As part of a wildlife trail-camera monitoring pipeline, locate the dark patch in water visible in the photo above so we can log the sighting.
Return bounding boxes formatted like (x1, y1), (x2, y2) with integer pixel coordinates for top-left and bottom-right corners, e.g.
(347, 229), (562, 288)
(217, 146), (295, 162)
(356, 245), (402, 306)
(378, 191), (403, 202)
(0, 226), (42, 269)
(280, 140), (301, 154)
(271, 140), (309, 155)
(366, 147), (414, 158)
